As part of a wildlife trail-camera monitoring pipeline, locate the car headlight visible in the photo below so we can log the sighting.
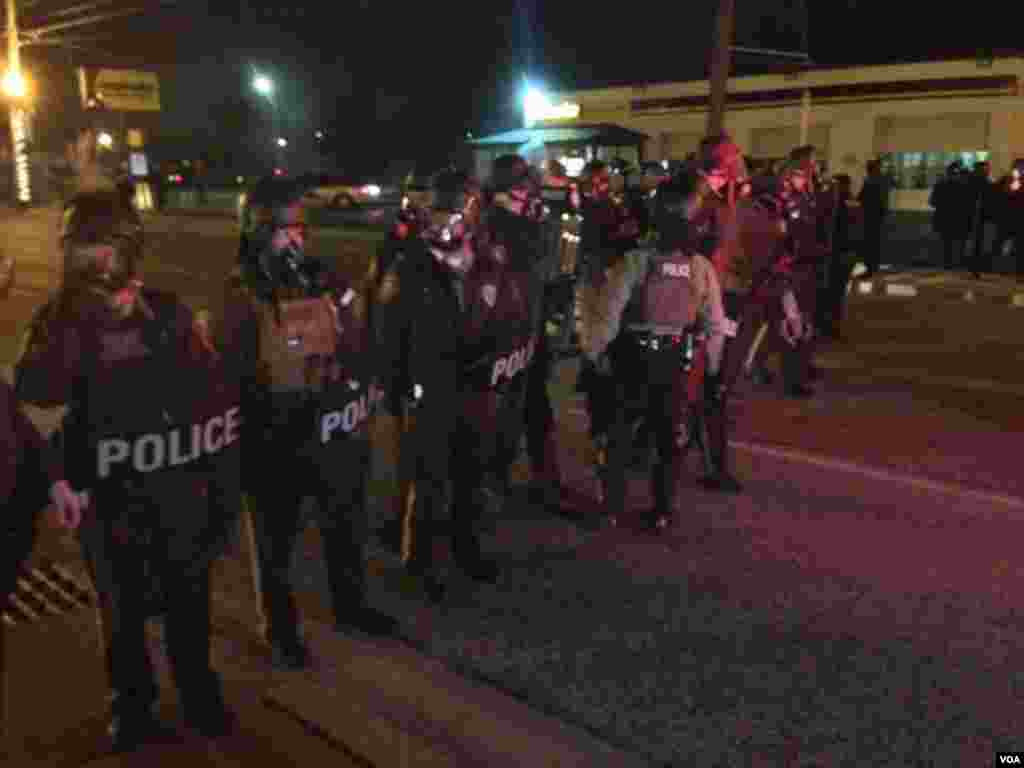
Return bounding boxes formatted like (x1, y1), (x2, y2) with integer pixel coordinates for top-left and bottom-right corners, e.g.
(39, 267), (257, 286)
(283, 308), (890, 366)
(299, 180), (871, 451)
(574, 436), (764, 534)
(363, 185), (381, 197)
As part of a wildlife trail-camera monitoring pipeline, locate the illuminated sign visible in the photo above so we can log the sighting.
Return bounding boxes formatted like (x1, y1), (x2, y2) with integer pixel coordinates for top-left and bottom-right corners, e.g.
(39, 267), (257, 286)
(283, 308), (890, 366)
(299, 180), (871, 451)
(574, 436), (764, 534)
(94, 69), (161, 112)
(524, 88), (580, 126)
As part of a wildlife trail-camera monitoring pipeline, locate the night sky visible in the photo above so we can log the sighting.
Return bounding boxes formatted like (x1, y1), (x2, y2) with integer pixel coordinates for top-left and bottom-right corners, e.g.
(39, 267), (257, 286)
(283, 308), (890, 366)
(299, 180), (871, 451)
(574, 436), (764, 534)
(18, 0), (1024, 176)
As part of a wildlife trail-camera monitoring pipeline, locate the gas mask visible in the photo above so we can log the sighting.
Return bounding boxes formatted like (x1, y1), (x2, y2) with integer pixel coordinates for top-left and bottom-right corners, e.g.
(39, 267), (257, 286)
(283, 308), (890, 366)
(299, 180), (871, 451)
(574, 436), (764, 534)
(425, 209), (476, 274)
(61, 199), (143, 294)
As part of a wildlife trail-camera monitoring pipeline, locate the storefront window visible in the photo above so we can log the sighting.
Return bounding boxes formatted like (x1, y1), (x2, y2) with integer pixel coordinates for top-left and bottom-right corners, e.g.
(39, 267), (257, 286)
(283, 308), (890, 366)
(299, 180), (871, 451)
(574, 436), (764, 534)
(879, 151), (990, 190)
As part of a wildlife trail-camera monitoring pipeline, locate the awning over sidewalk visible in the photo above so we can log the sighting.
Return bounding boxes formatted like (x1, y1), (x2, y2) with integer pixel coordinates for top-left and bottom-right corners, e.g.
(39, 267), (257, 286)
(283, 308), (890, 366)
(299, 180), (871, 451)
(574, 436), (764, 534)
(468, 123), (649, 148)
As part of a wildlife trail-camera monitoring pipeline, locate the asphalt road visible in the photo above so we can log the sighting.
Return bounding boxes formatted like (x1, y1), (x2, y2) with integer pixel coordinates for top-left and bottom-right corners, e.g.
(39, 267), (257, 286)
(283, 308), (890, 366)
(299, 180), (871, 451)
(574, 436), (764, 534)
(5, 209), (1024, 763)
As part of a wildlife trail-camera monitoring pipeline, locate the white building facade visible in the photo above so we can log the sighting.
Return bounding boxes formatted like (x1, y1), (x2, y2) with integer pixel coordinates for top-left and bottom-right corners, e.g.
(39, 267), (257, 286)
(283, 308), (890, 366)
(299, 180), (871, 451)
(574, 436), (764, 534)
(538, 57), (1024, 211)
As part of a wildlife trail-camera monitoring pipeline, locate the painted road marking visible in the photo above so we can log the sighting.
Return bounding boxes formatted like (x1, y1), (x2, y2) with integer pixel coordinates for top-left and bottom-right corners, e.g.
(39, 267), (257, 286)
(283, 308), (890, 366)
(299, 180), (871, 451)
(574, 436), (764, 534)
(730, 440), (1024, 514)
(885, 284), (917, 297)
(564, 404), (1024, 514)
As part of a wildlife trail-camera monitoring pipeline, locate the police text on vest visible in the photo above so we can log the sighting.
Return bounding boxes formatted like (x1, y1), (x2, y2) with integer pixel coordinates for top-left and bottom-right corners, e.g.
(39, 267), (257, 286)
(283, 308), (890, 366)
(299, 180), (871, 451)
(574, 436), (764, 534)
(661, 262), (690, 279)
(321, 386), (383, 443)
(97, 406), (241, 479)
(491, 338), (536, 387)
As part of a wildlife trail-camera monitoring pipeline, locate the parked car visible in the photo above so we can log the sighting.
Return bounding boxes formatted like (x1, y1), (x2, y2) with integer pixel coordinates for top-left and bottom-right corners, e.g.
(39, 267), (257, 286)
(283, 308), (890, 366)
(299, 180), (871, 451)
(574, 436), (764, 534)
(300, 174), (398, 209)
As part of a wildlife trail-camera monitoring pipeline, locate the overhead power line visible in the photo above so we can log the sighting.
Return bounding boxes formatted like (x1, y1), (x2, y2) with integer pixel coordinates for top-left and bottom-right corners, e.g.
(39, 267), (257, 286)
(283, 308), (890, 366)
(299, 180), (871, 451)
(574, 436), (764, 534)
(22, 5), (147, 38)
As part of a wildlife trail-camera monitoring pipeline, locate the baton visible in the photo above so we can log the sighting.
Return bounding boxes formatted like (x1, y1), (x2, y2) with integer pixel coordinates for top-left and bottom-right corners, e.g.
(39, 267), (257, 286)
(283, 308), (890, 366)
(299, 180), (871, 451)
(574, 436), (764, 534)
(743, 322), (770, 375)
(239, 495), (267, 639)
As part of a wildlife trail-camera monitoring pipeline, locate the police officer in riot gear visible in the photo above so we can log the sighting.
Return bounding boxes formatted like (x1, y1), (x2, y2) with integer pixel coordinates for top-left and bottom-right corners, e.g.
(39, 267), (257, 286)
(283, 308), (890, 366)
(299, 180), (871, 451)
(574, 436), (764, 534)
(680, 136), (748, 493)
(582, 175), (729, 530)
(221, 176), (398, 670)
(487, 155), (565, 510)
(576, 161), (644, 470)
(374, 171), (469, 603)
(383, 168), (528, 594)
(16, 190), (241, 751)
(775, 147), (825, 397)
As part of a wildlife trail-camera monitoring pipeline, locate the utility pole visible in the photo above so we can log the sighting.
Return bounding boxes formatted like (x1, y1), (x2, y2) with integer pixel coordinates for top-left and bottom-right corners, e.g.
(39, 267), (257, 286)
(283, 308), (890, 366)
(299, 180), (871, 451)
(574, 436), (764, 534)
(706, 0), (735, 137)
(6, 0), (32, 204)
(795, 0), (811, 145)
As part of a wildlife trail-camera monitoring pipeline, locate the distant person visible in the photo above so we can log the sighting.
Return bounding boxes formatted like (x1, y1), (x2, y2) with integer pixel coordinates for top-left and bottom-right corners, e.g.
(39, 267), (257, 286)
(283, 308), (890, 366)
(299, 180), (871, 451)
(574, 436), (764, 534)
(966, 160), (993, 277)
(989, 160), (1024, 275)
(857, 159), (891, 277)
(929, 163), (971, 270)
(820, 174), (858, 339)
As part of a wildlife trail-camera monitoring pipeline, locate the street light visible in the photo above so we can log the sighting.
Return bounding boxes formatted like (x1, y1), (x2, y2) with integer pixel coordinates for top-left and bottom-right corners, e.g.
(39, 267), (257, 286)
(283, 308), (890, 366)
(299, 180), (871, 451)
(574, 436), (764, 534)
(2, 70), (26, 99)
(253, 74), (273, 96)
(314, 130), (323, 140)
(97, 132), (113, 148)
(253, 72), (282, 168)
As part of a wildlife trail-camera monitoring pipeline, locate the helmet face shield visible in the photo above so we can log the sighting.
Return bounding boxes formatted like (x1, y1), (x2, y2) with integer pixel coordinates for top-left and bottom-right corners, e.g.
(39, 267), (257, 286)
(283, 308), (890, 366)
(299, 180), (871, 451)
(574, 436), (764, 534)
(61, 192), (143, 290)
(424, 210), (469, 251)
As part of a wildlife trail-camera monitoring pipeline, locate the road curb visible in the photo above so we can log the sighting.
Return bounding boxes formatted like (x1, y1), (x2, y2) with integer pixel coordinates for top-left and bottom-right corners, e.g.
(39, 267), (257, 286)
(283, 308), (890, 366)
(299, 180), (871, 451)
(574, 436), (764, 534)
(264, 620), (649, 768)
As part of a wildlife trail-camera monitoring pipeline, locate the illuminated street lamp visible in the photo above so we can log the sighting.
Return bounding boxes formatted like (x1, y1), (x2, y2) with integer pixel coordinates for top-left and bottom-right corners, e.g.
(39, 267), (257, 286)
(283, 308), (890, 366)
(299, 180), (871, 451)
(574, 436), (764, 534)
(97, 132), (114, 149)
(276, 137), (287, 148)
(522, 80), (579, 129)
(252, 72), (282, 167)
(253, 74), (273, 96)
(314, 130), (324, 140)
(2, 70), (26, 99)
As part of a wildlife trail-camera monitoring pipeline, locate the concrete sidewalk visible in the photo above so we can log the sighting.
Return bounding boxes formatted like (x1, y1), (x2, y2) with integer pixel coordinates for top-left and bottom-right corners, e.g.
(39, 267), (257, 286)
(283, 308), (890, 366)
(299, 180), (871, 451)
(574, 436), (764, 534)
(3, 523), (648, 768)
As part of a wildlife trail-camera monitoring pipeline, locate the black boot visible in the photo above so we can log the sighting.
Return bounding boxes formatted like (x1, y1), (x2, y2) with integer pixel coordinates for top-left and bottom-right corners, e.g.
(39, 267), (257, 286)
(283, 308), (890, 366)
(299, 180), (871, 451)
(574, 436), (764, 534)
(108, 706), (179, 753)
(781, 343), (814, 399)
(337, 604), (400, 638)
(748, 364), (775, 386)
(453, 537), (499, 584)
(647, 459), (676, 533)
(267, 631), (312, 671)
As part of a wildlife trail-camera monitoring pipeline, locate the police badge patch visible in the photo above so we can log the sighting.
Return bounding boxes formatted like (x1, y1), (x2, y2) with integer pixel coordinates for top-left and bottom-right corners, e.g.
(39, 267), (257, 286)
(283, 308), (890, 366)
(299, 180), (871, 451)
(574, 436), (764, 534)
(481, 284), (497, 308)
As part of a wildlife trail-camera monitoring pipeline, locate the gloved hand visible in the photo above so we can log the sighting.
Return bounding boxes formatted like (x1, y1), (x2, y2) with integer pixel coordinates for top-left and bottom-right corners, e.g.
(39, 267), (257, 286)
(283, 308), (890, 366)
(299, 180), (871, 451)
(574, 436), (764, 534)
(49, 480), (86, 531)
(781, 313), (804, 346)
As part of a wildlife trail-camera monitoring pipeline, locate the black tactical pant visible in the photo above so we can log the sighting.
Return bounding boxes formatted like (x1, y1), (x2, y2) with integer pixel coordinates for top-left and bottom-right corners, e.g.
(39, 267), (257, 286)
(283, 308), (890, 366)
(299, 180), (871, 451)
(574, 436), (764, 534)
(721, 290), (775, 391)
(247, 436), (371, 646)
(1, 463), (46, 605)
(523, 330), (557, 478)
(80, 488), (226, 726)
(447, 386), (527, 558)
(398, 401), (455, 574)
(604, 335), (689, 520)
(578, 357), (617, 440)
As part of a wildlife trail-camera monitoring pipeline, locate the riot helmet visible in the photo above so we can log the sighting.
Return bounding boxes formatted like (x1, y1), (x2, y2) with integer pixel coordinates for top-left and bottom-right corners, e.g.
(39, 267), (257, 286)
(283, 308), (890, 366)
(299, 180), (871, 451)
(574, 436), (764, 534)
(653, 177), (693, 254)
(490, 154), (545, 221)
(582, 160), (611, 199)
(61, 189), (144, 292)
(239, 175), (313, 288)
(698, 134), (748, 194)
(423, 169), (481, 272)
(780, 145), (818, 193)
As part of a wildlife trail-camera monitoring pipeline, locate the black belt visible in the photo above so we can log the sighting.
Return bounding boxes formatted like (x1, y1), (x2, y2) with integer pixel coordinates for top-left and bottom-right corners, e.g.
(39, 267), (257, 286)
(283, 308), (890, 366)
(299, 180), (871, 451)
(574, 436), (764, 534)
(625, 329), (701, 371)
(627, 330), (690, 351)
